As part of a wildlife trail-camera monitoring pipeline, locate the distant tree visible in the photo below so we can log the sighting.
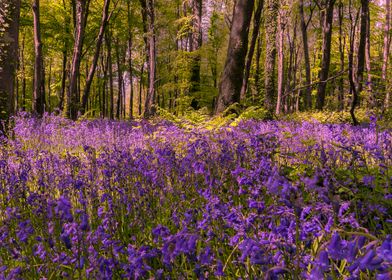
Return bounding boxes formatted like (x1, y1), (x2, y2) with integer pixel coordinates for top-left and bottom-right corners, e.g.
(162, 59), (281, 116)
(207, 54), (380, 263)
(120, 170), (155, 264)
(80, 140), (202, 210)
(214, 0), (255, 114)
(0, 0), (21, 119)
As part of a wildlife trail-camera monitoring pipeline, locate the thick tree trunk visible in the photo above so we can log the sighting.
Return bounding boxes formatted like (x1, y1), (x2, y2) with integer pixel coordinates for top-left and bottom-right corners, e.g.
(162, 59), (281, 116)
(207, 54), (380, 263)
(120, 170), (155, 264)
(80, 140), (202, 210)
(81, 0), (111, 114)
(240, 0), (264, 101)
(0, 0), (20, 119)
(32, 0), (46, 116)
(316, 0), (335, 110)
(67, 0), (88, 120)
(264, 0), (279, 115)
(214, 0), (255, 114)
(383, 0), (391, 109)
(143, 0), (157, 118)
(299, 0), (312, 109)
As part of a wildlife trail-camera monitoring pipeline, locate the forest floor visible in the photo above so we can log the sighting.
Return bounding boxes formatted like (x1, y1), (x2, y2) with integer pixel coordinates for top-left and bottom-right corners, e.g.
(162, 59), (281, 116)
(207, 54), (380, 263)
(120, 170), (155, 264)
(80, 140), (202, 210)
(0, 113), (391, 279)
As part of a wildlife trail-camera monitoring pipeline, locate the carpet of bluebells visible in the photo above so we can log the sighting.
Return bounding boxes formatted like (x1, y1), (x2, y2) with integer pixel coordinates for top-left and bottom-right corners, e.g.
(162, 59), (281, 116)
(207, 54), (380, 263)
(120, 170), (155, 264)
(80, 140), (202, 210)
(0, 114), (391, 280)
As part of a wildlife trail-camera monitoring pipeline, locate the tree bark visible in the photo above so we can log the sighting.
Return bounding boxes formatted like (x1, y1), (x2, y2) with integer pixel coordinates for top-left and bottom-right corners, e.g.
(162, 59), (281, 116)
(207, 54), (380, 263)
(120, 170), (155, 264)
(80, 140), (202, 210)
(0, 0), (20, 119)
(383, 0), (391, 109)
(276, 7), (286, 115)
(240, 0), (264, 101)
(81, 0), (111, 114)
(105, 31), (114, 119)
(115, 39), (123, 119)
(299, 0), (312, 109)
(67, 0), (88, 120)
(316, 0), (335, 110)
(127, 0), (134, 119)
(264, 0), (279, 115)
(365, 7), (372, 106)
(143, 0), (157, 118)
(338, 1), (345, 111)
(190, 0), (203, 93)
(351, 0), (368, 125)
(32, 0), (46, 116)
(214, 0), (255, 114)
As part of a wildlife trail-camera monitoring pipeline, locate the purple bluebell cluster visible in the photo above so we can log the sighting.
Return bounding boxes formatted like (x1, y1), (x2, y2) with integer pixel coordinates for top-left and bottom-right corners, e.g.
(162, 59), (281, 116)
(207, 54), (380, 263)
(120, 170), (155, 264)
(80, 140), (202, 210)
(0, 113), (391, 279)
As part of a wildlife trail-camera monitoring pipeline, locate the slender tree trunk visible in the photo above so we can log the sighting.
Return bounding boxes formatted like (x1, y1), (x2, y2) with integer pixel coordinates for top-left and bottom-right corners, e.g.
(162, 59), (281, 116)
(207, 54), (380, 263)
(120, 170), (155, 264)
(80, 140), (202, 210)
(143, 0), (157, 118)
(67, 0), (88, 120)
(276, 8), (286, 115)
(316, 0), (335, 110)
(81, 0), (111, 113)
(0, 0), (21, 119)
(127, 0), (134, 119)
(21, 31), (26, 111)
(351, 0), (368, 125)
(240, 0), (264, 101)
(32, 0), (46, 115)
(264, 0), (279, 115)
(299, 0), (312, 109)
(100, 51), (107, 117)
(255, 31), (262, 100)
(365, 7), (372, 106)
(139, 63), (144, 116)
(106, 31), (114, 119)
(214, 0), (255, 114)
(190, 0), (203, 93)
(383, 0), (391, 109)
(338, 1), (345, 111)
(115, 39), (123, 119)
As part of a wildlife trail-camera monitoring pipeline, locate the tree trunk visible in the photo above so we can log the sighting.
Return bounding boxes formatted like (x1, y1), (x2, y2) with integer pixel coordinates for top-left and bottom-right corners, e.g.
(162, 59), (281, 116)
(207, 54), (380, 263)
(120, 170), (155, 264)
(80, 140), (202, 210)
(255, 31), (262, 101)
(383, 0), (391, 109)
(240, 0), (264, 101)
(338, 1), (345, 111)
(20, 31), (26, 111)
(143, 0), (157, 118)
(365, 7), (372, 106)
(105, 31), (114, 119)
(139, 63), (144, 116)
(127, 0), (134, 119)
(81, 0), (111, 114)
(115, 39), (123, 119)
(0, 0), (21, 119)
(276, 8), (286, 115)
(299, 0), (312, 109)
(190, 0), (203, 93)
(351, 0), (368, 125)
(32, 0), (46, 116)
(264, 0), (279, 115)
(316, 0), (335, 110)
(67, 0), (88, 120)
(214, 0), (255, 114)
